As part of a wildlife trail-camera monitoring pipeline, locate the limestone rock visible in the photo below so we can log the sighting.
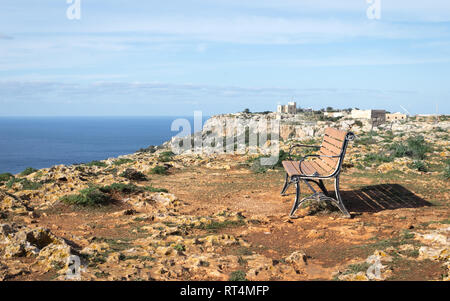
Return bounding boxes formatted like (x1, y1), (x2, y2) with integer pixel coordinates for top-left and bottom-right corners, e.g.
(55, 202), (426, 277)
(285, 251), (307, 268)
(3, 227), (61, 258)
(38, 243), (74, 273)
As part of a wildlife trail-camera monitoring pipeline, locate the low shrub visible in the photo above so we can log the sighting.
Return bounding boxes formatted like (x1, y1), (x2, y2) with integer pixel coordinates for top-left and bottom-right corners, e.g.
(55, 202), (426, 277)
(173, 244), (185, 252)
(149, 166), (168, 175)
(137, 145), (157, 153)
(113, 158), (134, 166)
(354, 136), (376, 146)
(409, 160), (429, 172)
(158, 151), (175, 162)
(143, 186), (168, 193)
(363, 153), (394, 165)
(60, 183), (168, 206)
(342, 263), (371, 275)
(19, 167), (38, 177)
(229, 270), (247, 281)
(389, 135), (432, 160)
(85, 160), (108, 167)
(100, 183), (141, 194)
(389, 142), (409, 157)
(354, 120), (363, 127)
(0, 173), (14, 182)
(61, 187), (111, 206)
(6, 178), (42, 190)
(120, 168), (147, 181)
(196, 218), (245, 231)
(443, 159), (450, 179)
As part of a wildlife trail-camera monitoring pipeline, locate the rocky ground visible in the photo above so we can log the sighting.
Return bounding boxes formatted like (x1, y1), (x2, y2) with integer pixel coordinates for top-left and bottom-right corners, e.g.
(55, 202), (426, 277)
(0, 118), (449, 281)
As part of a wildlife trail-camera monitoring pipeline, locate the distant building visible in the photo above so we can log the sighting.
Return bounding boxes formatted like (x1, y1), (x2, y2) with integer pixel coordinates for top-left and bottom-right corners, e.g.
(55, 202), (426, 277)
(277, 102), (297, 114)
(415, 114), (439, 121)
(351, 109), (386, 123)
(386, 112), (407, 122)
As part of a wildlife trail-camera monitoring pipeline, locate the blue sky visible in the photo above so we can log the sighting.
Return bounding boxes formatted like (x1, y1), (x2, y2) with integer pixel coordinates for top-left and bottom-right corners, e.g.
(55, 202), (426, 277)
(0, 0), (449, 116)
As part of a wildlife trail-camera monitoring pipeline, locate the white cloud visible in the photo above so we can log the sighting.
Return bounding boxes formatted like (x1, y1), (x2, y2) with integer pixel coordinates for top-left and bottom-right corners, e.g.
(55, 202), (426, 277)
(23, 16), (448, 44)
(0, 80), (416, 104)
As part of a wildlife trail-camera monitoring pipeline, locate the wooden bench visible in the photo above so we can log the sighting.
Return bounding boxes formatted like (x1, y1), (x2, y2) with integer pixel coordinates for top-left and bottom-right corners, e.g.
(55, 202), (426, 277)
(281, 128), (355, 218)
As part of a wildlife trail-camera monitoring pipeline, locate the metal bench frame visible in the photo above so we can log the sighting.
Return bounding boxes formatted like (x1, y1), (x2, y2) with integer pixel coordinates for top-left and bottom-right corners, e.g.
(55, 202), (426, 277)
(281, 131), (356, 218)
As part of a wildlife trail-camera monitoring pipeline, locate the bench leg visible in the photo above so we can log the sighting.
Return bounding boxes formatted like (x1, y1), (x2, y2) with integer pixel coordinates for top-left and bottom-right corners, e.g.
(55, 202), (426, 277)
(318, 180), (329, 196)
(289, 181), (301, 218)
(281, 173), (290, 196)
(334, 176), (351, 218)
(305, 179), (328, 196)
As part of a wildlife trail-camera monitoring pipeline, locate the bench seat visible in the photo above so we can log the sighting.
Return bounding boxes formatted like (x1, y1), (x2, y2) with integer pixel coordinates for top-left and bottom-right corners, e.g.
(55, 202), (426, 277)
(282, 159), (335, 177)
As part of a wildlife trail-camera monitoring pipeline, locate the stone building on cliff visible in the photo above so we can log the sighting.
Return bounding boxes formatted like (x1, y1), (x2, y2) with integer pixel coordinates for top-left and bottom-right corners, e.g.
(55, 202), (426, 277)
(277, 102), (297, 114)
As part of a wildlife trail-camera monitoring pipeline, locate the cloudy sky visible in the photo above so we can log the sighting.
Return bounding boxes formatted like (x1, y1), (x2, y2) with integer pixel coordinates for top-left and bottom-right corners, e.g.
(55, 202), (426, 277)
(0, 0), (449, 116)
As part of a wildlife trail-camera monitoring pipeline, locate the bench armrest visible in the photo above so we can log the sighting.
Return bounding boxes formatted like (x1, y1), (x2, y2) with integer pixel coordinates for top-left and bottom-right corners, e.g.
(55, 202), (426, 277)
(288, 144), (321, 160)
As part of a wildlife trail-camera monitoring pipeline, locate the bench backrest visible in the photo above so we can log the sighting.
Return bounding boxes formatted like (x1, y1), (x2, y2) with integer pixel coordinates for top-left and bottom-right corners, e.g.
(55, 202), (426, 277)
(317, 128), (355, 176)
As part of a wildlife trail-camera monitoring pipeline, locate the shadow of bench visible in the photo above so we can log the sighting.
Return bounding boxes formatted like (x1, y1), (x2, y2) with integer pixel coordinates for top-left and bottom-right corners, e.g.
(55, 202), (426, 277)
(339, 184), (432, 213)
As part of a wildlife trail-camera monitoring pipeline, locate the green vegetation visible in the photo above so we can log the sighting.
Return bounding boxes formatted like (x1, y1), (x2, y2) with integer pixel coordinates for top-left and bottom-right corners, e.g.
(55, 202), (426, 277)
(443, 159), (450, 179)
(143, 186), (168, 193)
(342, 262), (371, 275)
(173, 244), (186, 252)
(357, 230), (418, 253)
(381, 131), (395, 142)
(229, 270), (247, 281)
(85, 160), (108, 167)
(360, 135), (433, 169)
(94, 271), (111, 278)
(0, 173), (14, 182)
(363, 153), (394, 165)
(136, 145), (157, 153)
(19, 167), (38, 176)
(100, 183), (142, 194)
(33, 170), (44, 179)
(119, 168), (147, 181)
(354, 120), (363, 127)
(409, 160), (429, 172)
(60, 182), (167, 206)
(113, 158), (134, 166)
(420, 219), (450, 227)
(389, 135), (432, 160)
(96, 237), (132, 251)
(399, 249), (419, 258)
(6, 178), (42, 190)
(158, 151), (175, 162)
(60, 186), (111, 206)
(102, 183), (167, 194)
(355, 135), (376, 147)
(149, 166), (168, 175)
(119, 254), (155, 262)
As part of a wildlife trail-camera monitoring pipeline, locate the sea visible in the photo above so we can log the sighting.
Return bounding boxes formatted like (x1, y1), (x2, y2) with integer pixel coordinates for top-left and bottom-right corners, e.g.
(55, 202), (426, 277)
(0, 116), (207, 174)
